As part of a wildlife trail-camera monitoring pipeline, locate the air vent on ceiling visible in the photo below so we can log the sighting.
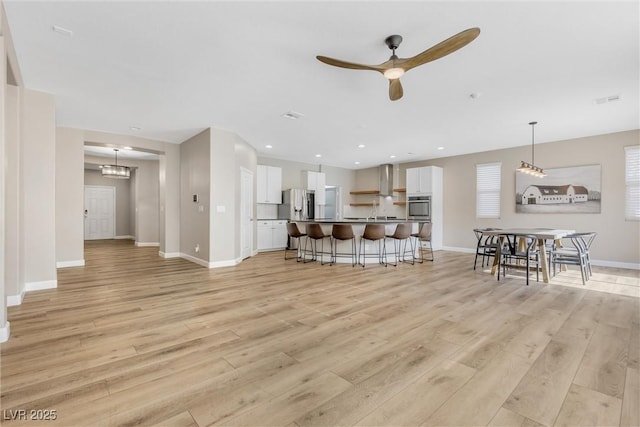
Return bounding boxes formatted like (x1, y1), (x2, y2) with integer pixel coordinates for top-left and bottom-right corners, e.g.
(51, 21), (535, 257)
(52, 25), (73, 37)
(281, 111), (304, 120)
(594, 94), (620, 105)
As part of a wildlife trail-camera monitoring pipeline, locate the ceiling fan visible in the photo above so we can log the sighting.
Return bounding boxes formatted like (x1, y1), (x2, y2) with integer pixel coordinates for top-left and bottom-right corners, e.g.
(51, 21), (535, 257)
(316, 27), (480, 101)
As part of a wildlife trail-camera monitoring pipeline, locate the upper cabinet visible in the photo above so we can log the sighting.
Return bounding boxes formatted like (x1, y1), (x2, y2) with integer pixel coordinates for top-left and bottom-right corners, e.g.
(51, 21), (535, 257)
(302, 170), (326, 205)
(257, 165), (282, 204)
(406, 166), (437, 195)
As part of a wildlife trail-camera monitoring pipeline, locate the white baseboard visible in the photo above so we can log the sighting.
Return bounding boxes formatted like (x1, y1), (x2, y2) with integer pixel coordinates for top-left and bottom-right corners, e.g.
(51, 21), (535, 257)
(25, 280), (58, 292)
(443, 246), (640, 270)
(252, 250), (259, 256)
(115, 235), (134, 240)
(179, 253), (242, 269)
(0, 322), (10, 343)
(135, 241), (160, 247)
(179, 253), (210, 268)
(56, 259), (85, 268)
(442, 246), (476, 254)
(6, 281), (57, 307)
(7, 292), (24, 307)
(208, 257), (242, 269)
(159, 251), (181, 258)
(591, 259), (640, 270)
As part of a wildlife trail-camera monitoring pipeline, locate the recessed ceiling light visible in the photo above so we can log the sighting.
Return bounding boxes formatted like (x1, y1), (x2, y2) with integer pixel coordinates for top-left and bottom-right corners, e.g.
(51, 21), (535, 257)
(265, 145), (273, 149)
(315, 154), (322, 158)
(390, 155), (396, 159)
(357, 144), (366, 148)
(437, 146), (445, 150)
(123, 146), (133, 150)
(130, 126), (141, 131)
(52, 25), (73, 37)
(354, 161), (360, 165)
(282, 111), (304, 120)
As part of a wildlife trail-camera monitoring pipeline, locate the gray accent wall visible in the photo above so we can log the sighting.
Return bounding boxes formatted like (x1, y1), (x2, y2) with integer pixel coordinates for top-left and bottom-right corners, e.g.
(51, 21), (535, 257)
(180, 129), (211, 264)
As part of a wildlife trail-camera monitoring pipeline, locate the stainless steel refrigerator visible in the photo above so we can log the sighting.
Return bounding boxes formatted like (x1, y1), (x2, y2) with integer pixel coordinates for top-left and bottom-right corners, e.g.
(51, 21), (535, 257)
(278, 189), (315, 220)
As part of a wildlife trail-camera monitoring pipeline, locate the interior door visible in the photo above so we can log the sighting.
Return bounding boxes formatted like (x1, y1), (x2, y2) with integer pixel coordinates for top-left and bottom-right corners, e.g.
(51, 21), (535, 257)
(240, 167), (253, 259)
(84, 185), (115, 240)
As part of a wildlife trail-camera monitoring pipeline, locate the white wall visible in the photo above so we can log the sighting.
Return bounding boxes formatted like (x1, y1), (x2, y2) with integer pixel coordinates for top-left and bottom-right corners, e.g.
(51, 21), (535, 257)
(21, 89), (57, 287)
(56, 128), (85, 266)
(4, 84), (19, 299)
(396, 130), (639, 267)
(134, 159), (159, 245)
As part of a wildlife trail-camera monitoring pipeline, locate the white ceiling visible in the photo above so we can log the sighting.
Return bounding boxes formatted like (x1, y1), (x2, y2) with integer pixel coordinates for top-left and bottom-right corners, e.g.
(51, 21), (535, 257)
(84, 145), (159, 160)
(4, 1), (638, 169)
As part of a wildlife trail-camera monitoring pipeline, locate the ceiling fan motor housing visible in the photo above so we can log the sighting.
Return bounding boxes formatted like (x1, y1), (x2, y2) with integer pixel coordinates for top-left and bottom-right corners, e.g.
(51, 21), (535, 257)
(385, 35), (403, 50)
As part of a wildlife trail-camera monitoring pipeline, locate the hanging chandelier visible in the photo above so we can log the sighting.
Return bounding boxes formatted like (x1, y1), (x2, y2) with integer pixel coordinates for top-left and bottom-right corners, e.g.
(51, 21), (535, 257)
(517, 121), (546, 178)
(101, 148), (131, 179)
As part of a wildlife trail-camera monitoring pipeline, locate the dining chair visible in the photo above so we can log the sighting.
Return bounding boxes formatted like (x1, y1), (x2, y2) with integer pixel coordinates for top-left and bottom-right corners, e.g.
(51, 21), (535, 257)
(497, 233), (540, 286)
(473, 228), (501, 270)
(549, 232), (596, 285)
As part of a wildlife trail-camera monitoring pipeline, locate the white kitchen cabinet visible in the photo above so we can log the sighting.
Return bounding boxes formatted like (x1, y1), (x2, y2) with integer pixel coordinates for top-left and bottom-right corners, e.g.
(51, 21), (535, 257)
(257, 220), (288, 251)
(257, 165), (282, 204)
(302, 170), (326, 205)
(406, 166), (436, 195)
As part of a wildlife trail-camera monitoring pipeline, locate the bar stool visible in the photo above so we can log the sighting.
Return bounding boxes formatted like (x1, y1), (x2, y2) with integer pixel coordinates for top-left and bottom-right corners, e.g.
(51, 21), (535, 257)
(284, 222), (307, 262)
(330, 224), (356, 267)
(411, 222), (434, 263)
(386, 223), (414, 266)
(358, 223), (388, 268)
(304, 223), (331, 265)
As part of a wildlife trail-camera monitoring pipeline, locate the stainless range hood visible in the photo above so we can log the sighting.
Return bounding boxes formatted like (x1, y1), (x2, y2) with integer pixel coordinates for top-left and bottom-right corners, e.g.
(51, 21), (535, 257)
(379, 164), (394, 196)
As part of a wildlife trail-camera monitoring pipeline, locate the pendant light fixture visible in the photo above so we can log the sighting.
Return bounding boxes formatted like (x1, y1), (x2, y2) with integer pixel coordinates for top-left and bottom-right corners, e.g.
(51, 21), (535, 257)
(517, 121), (546, 178)
(101, 148), (131, 179)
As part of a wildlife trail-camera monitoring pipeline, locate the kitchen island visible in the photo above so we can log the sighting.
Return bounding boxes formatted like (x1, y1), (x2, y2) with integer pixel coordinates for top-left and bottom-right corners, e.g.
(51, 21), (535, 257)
(289, 219), (425, 264)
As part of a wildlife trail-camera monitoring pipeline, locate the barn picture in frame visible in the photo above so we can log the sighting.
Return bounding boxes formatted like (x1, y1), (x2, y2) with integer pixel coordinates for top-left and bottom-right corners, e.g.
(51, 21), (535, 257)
(515, 164), (601, 213)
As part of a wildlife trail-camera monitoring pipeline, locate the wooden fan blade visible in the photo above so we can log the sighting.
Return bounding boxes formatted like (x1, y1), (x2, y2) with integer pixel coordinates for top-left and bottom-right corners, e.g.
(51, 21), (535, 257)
(316, 55), (383, 72)
(389, 79), (403, 101)
(400, 27), (480, 72)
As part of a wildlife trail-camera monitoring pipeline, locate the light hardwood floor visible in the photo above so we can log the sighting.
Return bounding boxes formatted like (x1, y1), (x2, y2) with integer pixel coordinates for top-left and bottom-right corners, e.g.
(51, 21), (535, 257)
(1, 239), (638, 426)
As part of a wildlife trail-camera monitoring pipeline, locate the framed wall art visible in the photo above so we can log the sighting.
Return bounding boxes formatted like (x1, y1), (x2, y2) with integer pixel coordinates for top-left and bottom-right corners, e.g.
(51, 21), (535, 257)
(515, 164), (601, 214)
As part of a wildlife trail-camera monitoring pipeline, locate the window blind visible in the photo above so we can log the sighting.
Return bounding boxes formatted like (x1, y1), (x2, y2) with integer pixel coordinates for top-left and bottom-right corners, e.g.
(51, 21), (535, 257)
(625, 146), (640, 220)
(476, 162), (501, 218)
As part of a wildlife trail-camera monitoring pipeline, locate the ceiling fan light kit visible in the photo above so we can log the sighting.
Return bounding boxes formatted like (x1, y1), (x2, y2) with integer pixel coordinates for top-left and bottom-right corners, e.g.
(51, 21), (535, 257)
(517, 121), (546, 178)
(316, 27), (480, 101)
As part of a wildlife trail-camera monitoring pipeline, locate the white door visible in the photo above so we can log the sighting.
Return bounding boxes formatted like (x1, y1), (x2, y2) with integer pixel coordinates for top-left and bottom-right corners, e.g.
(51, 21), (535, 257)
(240, 167), (253, 259)
(84, 186), (115, 240)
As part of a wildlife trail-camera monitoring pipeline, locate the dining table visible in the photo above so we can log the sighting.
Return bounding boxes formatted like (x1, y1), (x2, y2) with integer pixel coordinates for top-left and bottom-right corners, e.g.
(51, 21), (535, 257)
(481, 228), (575, 283)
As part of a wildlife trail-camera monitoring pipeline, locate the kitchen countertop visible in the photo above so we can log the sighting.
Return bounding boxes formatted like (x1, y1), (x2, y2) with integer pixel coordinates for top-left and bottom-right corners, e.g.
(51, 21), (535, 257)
(291, 218), (418, 224)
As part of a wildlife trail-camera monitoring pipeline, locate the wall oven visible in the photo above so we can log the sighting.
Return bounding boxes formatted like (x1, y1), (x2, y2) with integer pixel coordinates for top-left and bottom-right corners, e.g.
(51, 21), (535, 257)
(407, 196), (431, 220)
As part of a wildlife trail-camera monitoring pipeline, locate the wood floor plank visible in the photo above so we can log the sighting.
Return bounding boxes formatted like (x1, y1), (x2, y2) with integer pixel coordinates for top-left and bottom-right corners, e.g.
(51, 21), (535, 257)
(502, 334), (591, 426)
(0, 240), (636, 427)
(573, 323), (629, 398)
(621, 367), (639, 427)
(553, 383), (622, 427)
(354, 359), (476, 426)
(488, 407), (545, 427)
(423, 350), (533, 426)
